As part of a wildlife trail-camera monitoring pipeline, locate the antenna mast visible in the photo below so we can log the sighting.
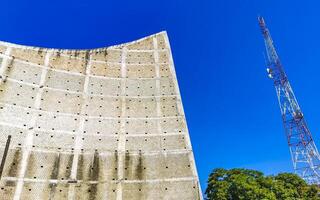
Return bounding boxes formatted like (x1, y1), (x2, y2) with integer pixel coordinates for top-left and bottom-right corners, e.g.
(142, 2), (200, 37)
(259, 16), (320, 184)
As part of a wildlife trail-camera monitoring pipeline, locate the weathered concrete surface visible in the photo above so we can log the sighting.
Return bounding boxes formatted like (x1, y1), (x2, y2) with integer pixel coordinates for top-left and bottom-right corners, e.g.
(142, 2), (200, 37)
(0, 32), (202, 200)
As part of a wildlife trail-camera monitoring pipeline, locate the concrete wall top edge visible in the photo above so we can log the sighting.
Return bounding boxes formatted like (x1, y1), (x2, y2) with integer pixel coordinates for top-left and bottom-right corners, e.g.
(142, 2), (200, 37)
(0, 31), (168, 53)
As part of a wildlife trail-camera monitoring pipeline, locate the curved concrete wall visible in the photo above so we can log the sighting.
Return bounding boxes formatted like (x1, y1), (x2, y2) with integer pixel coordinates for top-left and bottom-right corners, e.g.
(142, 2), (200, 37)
(0, 32), (201, 200)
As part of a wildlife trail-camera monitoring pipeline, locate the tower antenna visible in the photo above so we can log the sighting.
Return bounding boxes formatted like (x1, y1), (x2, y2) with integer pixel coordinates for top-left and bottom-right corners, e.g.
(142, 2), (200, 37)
(259, 16), (320, 184)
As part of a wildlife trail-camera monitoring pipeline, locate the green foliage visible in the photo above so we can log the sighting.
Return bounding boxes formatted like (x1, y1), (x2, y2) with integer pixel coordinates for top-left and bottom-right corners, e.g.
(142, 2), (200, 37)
(205, 168), (320, 200)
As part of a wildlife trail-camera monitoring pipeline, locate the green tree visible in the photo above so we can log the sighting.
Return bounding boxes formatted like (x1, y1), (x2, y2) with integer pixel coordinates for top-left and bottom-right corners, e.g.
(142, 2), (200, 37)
(205, 168), (320, 200)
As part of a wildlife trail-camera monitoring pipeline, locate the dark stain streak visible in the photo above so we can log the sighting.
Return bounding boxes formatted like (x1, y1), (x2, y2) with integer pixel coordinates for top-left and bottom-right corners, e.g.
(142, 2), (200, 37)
(88, 183), (98, 200)
(49, 153), (60, 199)
(74, 51), (79, 57)
(5, 148), (21, 187)
(88, 151), (100, 200)
(25, 153), (35, 185)
(136, 152), (143, 180)
(50, 153), (60, 179)
(7, 148), (21, 178)
(136, 153), (144, 200)
(3, 58), (14, 80)
(66, 154), (73, 179)
(48, 183), (57, 200)
(113, 151), (118, 180)
(4, 180), (15, 187)
(103, 50), (108, 57)
(124, 152), (130, 179)
(84, 51), (90, 69)
(37, 49), (43, 55)
(90, 151), (99, 181)
(76, 154), (83, 180)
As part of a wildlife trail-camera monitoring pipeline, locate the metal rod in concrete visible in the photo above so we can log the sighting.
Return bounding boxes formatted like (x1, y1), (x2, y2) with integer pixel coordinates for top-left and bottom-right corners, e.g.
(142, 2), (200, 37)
(0, 135), (11, 179)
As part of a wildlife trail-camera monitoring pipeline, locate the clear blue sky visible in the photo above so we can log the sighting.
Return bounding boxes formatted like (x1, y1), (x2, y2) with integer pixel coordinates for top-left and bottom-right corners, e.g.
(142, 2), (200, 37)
(2, 0), (320, 193)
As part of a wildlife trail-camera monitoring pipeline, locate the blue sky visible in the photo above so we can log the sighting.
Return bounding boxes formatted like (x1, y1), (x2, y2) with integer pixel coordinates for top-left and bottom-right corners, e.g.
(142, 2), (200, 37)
(2, 0), (320, 193)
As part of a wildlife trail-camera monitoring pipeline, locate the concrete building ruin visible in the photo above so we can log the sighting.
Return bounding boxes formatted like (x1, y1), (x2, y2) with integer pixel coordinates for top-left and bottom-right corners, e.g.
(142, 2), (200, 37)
(0, 31), (201, 199)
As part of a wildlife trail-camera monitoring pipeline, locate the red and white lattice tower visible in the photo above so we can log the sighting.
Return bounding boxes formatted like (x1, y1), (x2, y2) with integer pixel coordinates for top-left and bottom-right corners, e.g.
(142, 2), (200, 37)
(259, 16), (320, 185)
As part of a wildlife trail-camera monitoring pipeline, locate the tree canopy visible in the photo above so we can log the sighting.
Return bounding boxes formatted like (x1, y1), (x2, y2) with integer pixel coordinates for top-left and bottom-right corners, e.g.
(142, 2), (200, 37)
(205, 168), (320, 200)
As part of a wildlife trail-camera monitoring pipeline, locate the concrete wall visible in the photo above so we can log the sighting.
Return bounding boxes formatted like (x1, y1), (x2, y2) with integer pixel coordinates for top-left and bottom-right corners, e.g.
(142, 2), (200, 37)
(0, 32), (202, 200)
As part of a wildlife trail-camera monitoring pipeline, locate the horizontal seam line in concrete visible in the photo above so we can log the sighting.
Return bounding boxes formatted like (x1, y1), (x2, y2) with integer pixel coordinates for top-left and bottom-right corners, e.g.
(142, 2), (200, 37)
(0, 102), (184, 120)
(1, 176), (198, 184)
(0, 54), (172, 80)
(1, 77), (178, 98)
(0, 147), (193, 156)
(0, 121), (186, 136)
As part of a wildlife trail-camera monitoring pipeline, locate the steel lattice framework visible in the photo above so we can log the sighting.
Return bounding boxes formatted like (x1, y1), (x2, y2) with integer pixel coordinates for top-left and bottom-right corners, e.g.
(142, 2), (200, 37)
(259, 17), (320, 184)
